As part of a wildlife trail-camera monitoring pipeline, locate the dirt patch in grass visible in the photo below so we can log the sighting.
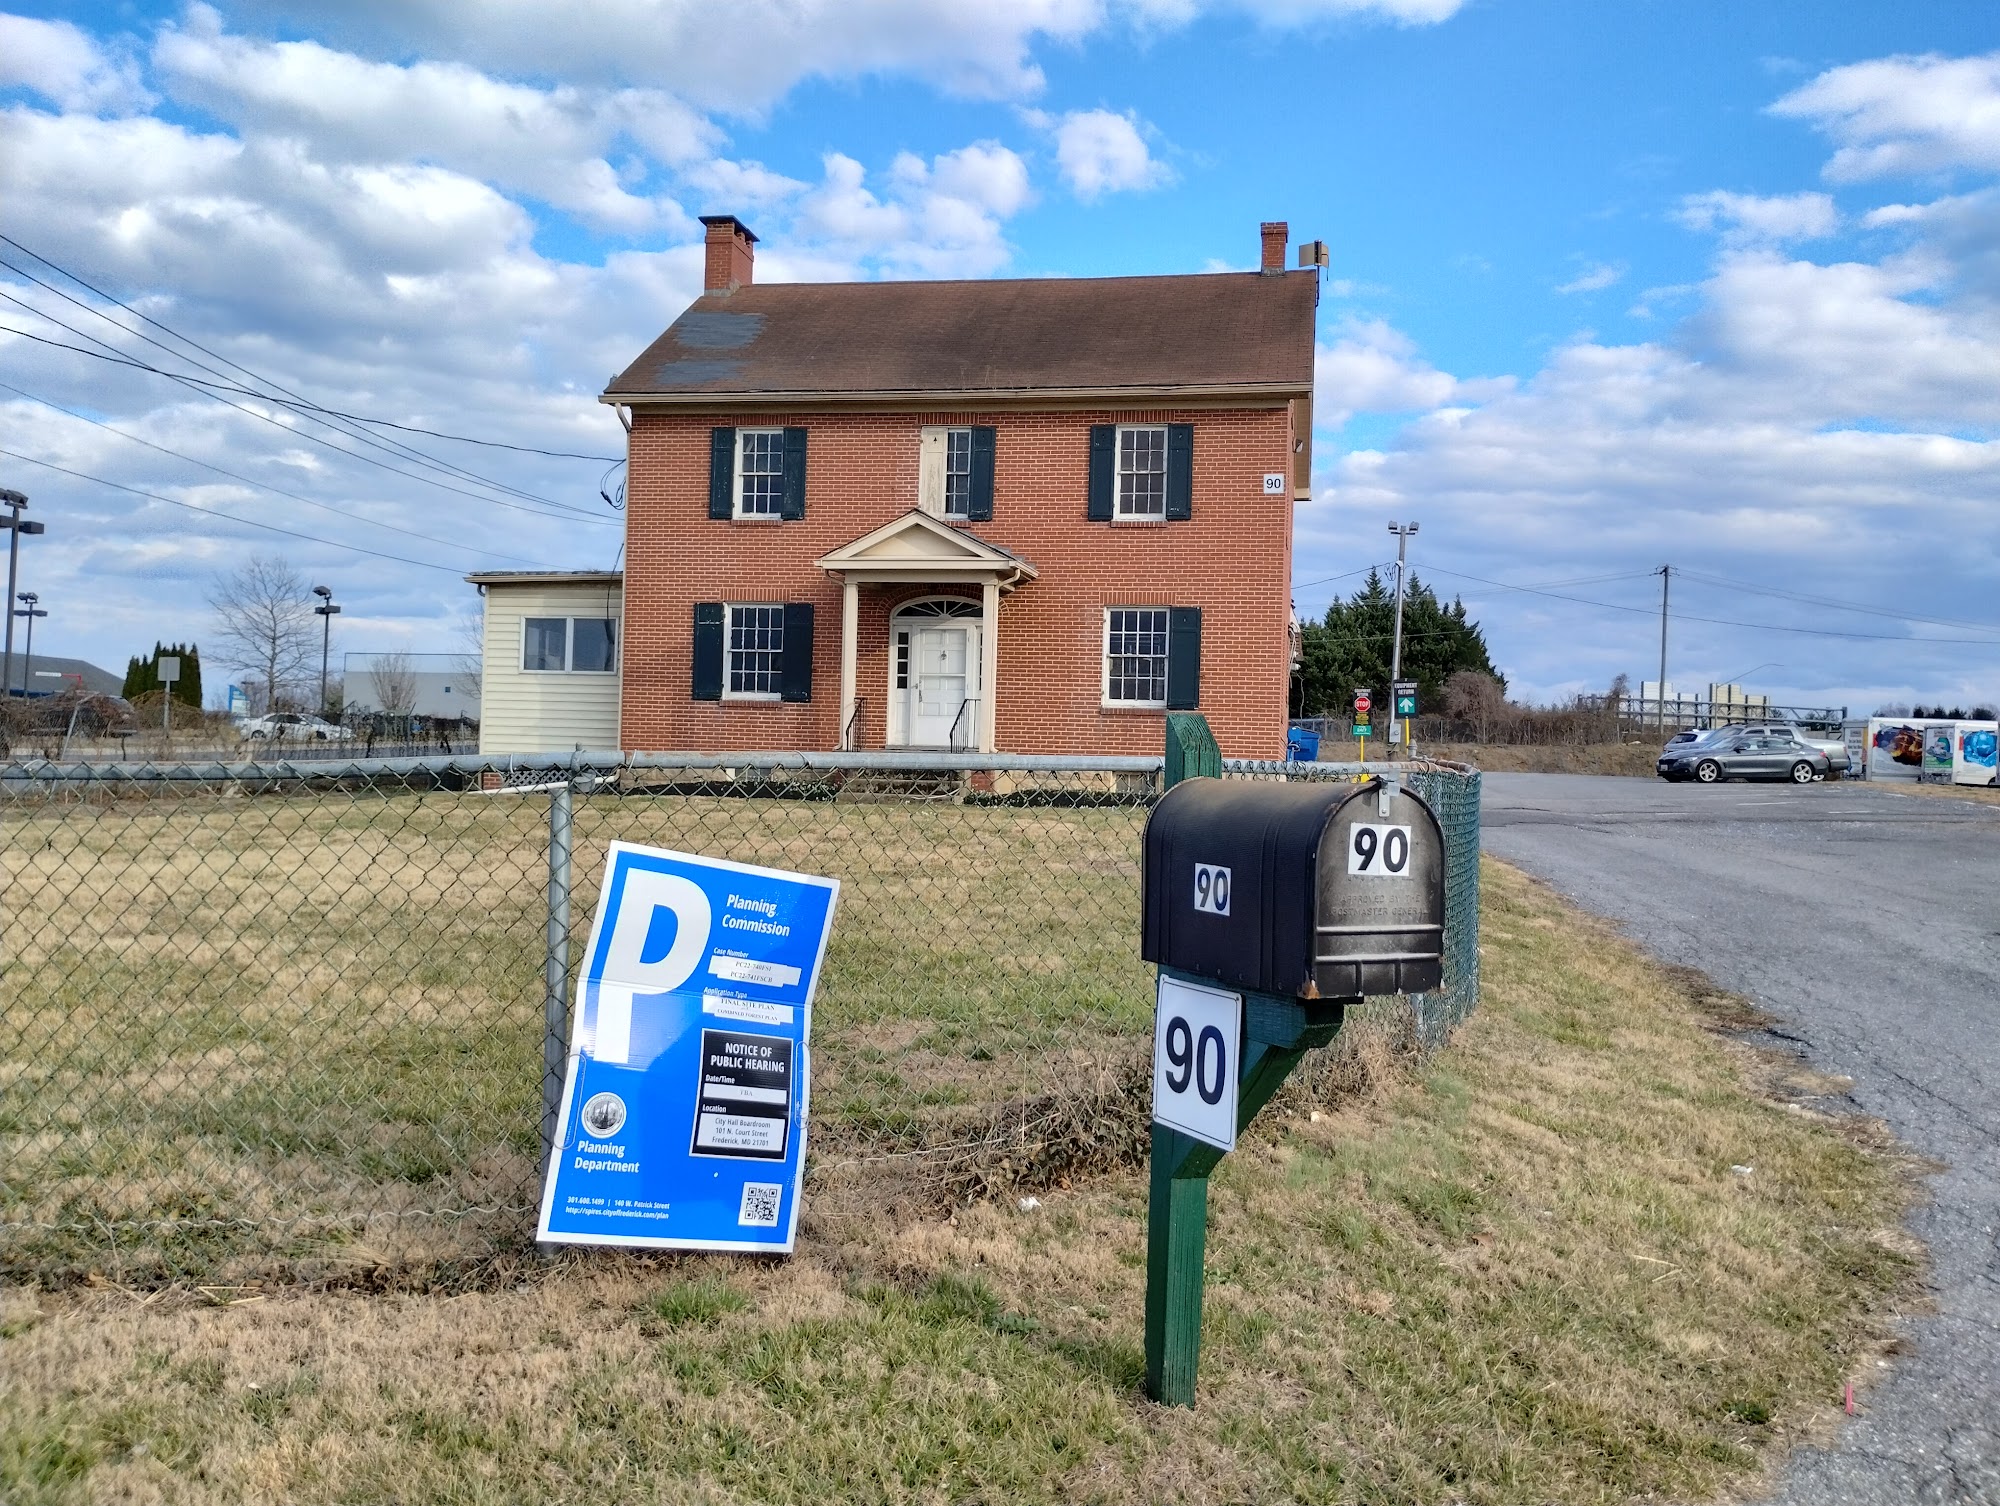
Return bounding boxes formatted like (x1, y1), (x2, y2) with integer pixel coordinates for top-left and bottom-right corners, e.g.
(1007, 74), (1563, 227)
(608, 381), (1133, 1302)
(0, 860), (1922, 1505)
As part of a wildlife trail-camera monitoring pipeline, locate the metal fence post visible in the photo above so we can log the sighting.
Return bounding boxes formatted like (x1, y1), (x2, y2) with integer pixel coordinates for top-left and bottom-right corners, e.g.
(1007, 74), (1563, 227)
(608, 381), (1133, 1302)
(540, 780), (573, 1202)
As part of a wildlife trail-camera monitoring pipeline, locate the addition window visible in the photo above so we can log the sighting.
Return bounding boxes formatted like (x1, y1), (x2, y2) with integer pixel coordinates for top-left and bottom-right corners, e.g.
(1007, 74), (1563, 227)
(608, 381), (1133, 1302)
(523, 617), (618, 673)
(726, 604), (785, 699)
(735, 429), (785, 518)
(942, 427), (973, 517)
(1104, 607), (1169, 706)
(1116, 425), (1168, 518)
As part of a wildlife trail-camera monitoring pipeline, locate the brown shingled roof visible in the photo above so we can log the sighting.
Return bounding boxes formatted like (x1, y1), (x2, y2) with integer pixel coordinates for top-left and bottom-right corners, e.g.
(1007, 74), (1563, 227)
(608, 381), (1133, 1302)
(604, 270), (1316, 404)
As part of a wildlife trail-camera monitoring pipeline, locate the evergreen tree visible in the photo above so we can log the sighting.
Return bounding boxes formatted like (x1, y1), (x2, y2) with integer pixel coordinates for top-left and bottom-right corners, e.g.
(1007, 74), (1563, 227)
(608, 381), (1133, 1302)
(1292, 571), (1504, 718)
(121, 642), (203, 707)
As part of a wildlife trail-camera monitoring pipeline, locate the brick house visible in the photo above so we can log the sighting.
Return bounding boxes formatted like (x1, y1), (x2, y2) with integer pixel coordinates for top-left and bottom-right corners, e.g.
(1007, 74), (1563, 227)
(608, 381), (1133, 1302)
(603, 215), (1316, 759)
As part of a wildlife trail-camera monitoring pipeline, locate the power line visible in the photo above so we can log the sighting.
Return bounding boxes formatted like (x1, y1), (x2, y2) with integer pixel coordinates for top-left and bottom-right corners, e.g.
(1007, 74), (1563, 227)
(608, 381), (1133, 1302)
(1420, 562), (2000, 645)
(0, 322), (621, 462)
(0, 379), (544, 566)
(1291, 561), (1395, 592)
(0, 245), (614, 518)
(1673, 566), (2000, 636)
(0, 238), (622, 485)
(0, 447), (478, 574)
(0, 276), (581, 514)
(0, 296), (612, 525)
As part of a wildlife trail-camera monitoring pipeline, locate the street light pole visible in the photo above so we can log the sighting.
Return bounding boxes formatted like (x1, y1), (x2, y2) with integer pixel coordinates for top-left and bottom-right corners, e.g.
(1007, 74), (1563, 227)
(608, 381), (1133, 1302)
(14, 592), (47, 696)
(1386, 521), (1419, 746)
(2, 488), (46, 702)
(312, 585), (340, 718)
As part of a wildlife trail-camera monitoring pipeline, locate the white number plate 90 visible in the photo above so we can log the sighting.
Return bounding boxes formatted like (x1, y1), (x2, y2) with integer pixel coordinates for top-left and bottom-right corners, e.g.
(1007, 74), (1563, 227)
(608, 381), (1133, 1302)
(1192, 863), (1231, 914)
(1347, 822), (1412, 876)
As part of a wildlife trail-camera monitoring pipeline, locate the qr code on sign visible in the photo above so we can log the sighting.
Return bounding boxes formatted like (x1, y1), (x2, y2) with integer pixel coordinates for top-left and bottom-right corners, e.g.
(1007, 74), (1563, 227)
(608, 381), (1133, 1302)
(738, 1182), (782, 1228)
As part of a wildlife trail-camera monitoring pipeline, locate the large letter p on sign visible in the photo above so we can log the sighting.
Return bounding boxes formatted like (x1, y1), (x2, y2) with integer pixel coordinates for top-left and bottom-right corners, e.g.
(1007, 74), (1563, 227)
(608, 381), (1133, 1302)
(591, 868), (712, 1064)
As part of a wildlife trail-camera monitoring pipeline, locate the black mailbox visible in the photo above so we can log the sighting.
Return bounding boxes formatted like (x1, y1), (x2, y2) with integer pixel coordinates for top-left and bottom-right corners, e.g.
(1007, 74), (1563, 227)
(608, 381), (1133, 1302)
(1141, 777), (1446, 999)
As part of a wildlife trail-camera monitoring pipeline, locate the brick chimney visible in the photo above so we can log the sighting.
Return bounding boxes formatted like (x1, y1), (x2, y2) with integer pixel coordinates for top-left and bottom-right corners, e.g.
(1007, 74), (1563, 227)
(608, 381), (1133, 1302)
(1260, 220), (1288, 273)
(700, 214), (757, 294)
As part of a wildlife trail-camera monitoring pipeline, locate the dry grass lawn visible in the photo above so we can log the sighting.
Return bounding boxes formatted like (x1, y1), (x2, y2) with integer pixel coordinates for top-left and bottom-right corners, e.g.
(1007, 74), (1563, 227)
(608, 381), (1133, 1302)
(1412, 743), (1665, 777)
(0, 860), (1921, 1506)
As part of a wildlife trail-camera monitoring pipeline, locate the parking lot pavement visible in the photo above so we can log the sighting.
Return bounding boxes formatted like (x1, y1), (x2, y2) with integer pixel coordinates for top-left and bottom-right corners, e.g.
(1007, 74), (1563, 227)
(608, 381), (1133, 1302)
(1481, 774), (2000, 1505)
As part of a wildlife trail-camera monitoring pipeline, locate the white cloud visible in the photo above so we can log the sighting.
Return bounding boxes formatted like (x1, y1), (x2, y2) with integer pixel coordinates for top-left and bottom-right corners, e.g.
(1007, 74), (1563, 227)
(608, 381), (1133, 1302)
(681, 157), (811, 210)
(231, 0), (1105, 108)
(1312, 319), (1506, 427)
(1050, 108), (1170, 201)
(152, 6), (709, 233)
(1677, 189), (1837, 246)
(1299, 236), (2000, 703)
(0, 13), (153, 113)
(1134, 0), (1465, 24)
(1555, 261), (1625, 294)
(797, 144), (1032, 276)
(232, 0), (1465, 111)
(1772, 50), (2000, 181)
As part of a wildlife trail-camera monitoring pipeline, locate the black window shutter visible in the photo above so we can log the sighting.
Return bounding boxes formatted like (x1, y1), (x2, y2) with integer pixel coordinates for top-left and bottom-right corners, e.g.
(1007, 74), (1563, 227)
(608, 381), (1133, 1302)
(1166, 607), (1202, 709)
(967, 425), (996, 522)
(780, 603), (814, 701)
(780, 427), (808, 519)
(708, 428), (735, 519)
(1086, 424), (1115, 521)
(692, 603), (724, 700)
(1165, 423), (1194, 520)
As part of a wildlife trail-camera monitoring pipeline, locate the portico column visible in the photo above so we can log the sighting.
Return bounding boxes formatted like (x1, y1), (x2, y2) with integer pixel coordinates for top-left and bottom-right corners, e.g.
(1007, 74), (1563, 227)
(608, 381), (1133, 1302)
(980, 578), (1000, 753)
(840, 575), (859, 749)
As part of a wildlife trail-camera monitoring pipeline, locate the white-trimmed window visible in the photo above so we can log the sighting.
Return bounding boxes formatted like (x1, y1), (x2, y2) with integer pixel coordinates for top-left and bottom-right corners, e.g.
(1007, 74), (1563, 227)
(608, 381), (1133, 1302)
(522, 617), (617, 673)
(726, 604), (785, 699)
(1116, 425), (1168, 518)
(735, 429), (785, 518)
(1104, 607), (1169, 706)
(942, 428), (974, 517)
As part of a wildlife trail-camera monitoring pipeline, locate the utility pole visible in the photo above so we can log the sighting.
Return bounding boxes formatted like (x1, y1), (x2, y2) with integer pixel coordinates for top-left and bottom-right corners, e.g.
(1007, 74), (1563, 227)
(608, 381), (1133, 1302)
(313, 584), (340, 718)
(2, 488), (45, 702)
(1387, 521), (1419, 746)
(1656, 564), (1671, 732)
(14, 592), (47, 695)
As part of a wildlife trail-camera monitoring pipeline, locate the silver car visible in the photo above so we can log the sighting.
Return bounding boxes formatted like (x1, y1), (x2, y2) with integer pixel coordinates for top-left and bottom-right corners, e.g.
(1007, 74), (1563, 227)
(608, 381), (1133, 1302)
(1658, 728), (1830, 784)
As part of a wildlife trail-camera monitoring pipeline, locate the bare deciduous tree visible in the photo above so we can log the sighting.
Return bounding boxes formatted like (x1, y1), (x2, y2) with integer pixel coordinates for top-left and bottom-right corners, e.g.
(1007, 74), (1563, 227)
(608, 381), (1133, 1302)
(369, 651), (421, 717)
(208, 556), (314, 713)
(451, 605), (483, 707)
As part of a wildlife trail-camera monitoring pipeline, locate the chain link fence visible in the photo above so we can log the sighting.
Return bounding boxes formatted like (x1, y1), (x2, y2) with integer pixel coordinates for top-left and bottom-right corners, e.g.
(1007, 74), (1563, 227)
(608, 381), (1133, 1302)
(1, 750), (1478, 1287)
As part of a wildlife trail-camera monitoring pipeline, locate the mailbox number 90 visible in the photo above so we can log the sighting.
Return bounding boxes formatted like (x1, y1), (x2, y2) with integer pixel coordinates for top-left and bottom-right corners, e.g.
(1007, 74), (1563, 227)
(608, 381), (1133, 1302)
(1163, 1014), (1229, 1105)
(1348, 821), (1412, 876)
(1192, 863), (1231, 915)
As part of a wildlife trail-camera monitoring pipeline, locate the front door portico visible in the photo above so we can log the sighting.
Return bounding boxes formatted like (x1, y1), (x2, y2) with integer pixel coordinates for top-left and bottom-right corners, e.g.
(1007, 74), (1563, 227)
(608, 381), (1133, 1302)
(815, 511), (1037, 753)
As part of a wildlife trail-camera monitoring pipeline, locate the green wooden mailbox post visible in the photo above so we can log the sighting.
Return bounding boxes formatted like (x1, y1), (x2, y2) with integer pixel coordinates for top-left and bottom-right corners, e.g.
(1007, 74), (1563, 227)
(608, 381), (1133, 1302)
(1140, 713), (1447, 1406)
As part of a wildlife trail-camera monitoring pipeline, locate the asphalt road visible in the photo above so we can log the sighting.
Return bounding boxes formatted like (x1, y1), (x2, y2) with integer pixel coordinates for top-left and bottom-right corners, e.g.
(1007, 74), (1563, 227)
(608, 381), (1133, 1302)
(1480, 774), (2000, 1506)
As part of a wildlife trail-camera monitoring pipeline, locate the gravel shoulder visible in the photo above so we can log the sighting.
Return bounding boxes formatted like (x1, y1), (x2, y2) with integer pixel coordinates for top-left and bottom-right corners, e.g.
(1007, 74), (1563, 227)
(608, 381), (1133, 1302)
(1481, 774), (2000, 1505)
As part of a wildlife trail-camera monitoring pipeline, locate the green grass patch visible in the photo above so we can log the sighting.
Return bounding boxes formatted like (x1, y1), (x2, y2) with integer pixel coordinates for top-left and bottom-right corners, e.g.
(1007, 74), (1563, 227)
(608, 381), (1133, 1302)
(0, 860), (1920, 1504)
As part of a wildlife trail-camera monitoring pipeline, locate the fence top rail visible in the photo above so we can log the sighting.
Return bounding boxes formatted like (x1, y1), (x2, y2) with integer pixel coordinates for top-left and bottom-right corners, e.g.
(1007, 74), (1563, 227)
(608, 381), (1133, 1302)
(2, 749), (1483, 785)
(3, 748), (1164, 782)
(1226, 757), (1479, 777)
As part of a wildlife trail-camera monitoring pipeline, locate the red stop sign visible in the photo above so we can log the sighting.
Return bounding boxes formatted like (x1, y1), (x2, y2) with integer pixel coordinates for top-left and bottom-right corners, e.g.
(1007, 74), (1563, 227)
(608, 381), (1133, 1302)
(1354, 694), (1372, 714)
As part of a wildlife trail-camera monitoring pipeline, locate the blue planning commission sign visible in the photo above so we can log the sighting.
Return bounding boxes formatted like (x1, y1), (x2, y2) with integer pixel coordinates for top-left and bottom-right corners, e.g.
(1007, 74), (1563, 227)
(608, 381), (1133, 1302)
(536, 842), (840, 1253)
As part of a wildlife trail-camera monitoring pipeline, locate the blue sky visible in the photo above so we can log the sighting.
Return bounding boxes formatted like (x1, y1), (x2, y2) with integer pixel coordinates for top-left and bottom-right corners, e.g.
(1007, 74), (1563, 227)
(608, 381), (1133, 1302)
(3, 0), (1998, 710)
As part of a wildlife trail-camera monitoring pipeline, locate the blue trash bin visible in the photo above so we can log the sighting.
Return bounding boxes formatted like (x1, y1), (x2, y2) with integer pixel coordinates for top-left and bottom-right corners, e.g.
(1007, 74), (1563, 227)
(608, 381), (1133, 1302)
(1286, 727), (1321, 762)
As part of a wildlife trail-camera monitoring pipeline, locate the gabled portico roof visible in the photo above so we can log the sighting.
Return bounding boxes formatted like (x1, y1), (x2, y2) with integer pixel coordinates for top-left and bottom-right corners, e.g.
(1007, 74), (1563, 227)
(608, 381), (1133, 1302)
(815, 511), (1037, 591)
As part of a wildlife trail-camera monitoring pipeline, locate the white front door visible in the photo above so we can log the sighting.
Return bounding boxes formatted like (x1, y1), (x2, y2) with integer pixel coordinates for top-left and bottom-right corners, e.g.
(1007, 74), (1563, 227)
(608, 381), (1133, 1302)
(908, 625), (978, 747)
